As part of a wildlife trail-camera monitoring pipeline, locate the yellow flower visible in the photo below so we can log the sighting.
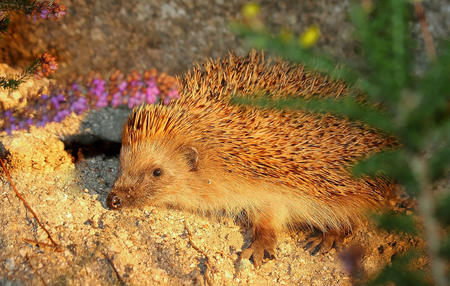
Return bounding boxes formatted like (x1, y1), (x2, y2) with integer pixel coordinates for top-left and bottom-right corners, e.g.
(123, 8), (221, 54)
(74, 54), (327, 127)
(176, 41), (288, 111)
(299, 25), (320, 48)
(242, 3), (260, 19)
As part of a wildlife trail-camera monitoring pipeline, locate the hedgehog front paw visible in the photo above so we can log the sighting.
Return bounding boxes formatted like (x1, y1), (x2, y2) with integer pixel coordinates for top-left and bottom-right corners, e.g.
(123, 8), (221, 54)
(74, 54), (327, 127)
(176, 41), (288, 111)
(239, 241), (275, 268)
(240, 215), (278, 268)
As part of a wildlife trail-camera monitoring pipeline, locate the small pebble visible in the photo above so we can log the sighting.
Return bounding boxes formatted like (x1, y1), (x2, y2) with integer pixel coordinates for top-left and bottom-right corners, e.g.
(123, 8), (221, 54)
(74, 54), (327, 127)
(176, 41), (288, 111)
(237, 259), (252, 272)
(224, 270), (232, 279)
(19, 249), (27, 257)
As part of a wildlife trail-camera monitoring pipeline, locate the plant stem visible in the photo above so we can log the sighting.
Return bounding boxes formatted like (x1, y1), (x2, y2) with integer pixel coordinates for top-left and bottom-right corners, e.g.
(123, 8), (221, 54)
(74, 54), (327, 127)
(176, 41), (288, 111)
(410, 154), (446, 286)
(0, 158), (61, 251)
(414, 2), (436, 61)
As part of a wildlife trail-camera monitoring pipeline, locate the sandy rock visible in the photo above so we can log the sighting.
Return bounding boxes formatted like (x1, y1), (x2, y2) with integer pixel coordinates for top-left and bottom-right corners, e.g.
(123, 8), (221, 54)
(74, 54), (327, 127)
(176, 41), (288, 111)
(1, 132), (73, 172)
(0, 64), (51, 110)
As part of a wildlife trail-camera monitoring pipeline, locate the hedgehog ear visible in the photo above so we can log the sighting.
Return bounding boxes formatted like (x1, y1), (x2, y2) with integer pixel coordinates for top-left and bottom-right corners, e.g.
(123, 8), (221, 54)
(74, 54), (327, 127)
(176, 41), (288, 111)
(182, 146), (199, 171)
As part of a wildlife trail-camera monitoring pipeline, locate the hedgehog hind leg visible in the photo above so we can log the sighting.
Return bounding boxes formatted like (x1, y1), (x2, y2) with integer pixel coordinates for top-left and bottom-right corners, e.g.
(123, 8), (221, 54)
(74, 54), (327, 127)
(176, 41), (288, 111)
(302, 229), (350, 255)
(239, 215), (278, 268)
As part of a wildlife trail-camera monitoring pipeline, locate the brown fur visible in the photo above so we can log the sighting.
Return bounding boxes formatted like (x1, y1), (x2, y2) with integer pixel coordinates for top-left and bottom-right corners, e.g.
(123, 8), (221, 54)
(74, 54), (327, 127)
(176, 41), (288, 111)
(107, 51), (395, 266)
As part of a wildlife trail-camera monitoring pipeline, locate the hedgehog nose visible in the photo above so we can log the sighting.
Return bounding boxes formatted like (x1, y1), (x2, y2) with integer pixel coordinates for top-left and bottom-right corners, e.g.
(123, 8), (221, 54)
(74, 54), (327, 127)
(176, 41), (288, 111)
(107, 193), (122, 210)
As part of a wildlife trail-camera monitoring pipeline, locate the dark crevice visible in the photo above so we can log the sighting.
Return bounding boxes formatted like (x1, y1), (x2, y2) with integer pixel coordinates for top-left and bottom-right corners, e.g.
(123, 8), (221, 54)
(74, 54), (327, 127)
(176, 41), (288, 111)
(63, 135), (121, 163)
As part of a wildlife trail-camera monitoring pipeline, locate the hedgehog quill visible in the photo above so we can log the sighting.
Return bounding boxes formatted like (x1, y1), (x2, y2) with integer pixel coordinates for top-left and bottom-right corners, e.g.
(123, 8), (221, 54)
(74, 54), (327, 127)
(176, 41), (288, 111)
(106, 52), (396, 267)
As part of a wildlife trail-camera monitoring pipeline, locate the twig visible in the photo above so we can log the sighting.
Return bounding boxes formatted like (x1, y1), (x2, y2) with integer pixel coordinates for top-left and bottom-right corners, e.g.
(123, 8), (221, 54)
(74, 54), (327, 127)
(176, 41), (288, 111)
(103, 252), (126, 286)
(2, 192), (12, 205)
(25, 255), (47, 286)
(184, 221), (214, 286)
(414, 2), (436, 61)
(0, 158), (62, 251)
(23, 238), (63, 252)
(215, 250), (234, 260)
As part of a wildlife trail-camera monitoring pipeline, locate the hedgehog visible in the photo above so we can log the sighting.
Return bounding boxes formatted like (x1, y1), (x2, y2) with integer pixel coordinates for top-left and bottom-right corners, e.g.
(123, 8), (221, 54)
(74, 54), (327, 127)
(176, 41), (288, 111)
(106, 51), (396, 267)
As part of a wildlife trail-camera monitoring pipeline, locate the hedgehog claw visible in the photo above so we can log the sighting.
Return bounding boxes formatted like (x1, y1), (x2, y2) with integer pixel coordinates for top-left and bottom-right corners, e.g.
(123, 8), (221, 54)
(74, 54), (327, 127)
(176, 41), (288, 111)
(265, 248), (276, 260)
(302, 230), (344, 255)
(239, 243), (275, 268)
(303, 238), (323, 255)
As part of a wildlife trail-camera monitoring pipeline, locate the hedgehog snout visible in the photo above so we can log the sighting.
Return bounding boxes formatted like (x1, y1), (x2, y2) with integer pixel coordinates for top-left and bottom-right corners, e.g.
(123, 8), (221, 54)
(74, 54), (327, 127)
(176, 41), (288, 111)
(106, 192), (123, 210)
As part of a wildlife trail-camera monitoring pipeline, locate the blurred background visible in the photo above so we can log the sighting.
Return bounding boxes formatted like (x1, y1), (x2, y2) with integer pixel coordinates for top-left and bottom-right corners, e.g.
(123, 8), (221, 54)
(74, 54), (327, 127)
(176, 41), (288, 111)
(1, 0), (447, 80)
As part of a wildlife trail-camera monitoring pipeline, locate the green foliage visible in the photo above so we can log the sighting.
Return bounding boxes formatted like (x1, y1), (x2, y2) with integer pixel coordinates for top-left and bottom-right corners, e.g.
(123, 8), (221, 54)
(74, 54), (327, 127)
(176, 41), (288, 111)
(350, 0), (413, 104)
(0, 0), (37, 15)
(0, 1), (35, 90)
(429, 146), (450, 181)
(435, 192), (450, 226)
(0, 0), (37, 38)
(231, 23), (359, 87)
(368, 252), (427, 286)
(371, 212), (417, 235)
(234, 0), (449, 285)
(230, 95), (394, 133)
(440, 235), (450, 258)
(0, 58), (41, 90)
(0, 16), (10, 34)
(353, 150), (419, 196)
(0, 1), (64, 90)
(0, 77), (21, 90)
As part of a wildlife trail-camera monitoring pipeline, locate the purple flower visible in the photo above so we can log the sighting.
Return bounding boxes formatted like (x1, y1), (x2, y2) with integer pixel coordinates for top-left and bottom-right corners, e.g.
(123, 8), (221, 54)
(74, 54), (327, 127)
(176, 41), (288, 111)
(71, 83), (79, 91)
(40, 9), (49, 19)
(4, 110), (13, 120)
(127, 98), (136, 109)
(167, 88), (179, 99)
(90, 78), (106, 95)
(137, 78), (158, 104)
(95, 91), (109, 108)
(57, 93), (65, 101)
(50, 93), (65, 109)
(18, 121), (26, 129)
(111, 92), (123, 107)
(18, 118), (34, 130)
(128, 91), (145, 108)
(88, 78), (110, 108)
(1, 69), (179, 133)
(118, 81), (127, 92)
(51, 96), (60, 109)
(53, 110), (70, 123)
(146, 78), (156, 87)
(145, 87), (159, 104)
(72, 97), (88, 114)
(130, 80), (139, 87)
(96, 99), (109, 108)
(36, 115), (49, 127)
(164, 88), (180, 104)
(92, 78), (104, 87)
(56, 10), (66, 17)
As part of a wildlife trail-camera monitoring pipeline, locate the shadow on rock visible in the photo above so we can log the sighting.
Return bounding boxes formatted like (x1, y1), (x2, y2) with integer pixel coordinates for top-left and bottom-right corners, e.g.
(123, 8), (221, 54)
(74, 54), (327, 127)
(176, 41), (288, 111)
(63, 107), (131, 208)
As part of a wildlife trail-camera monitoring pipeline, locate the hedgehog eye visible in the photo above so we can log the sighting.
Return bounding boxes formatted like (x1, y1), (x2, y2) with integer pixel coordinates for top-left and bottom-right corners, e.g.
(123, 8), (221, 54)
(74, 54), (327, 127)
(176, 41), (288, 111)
(152, 168), (162, 177)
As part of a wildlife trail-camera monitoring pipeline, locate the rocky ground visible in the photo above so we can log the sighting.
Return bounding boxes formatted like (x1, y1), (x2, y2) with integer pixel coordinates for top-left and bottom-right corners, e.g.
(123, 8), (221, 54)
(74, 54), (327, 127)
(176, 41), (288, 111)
(0, 120), (418, 286)
(1, 0), (447, 285)
(0, 61), (420, 286)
